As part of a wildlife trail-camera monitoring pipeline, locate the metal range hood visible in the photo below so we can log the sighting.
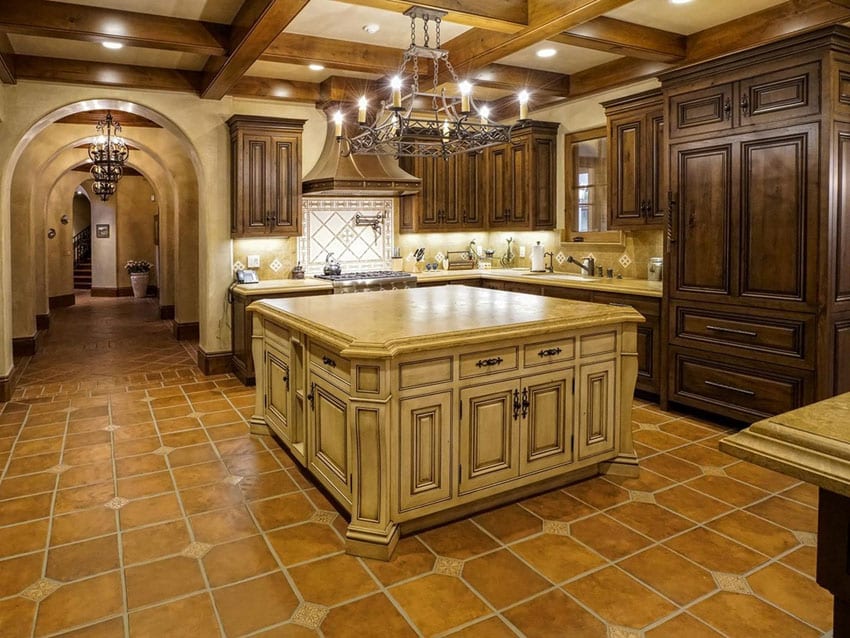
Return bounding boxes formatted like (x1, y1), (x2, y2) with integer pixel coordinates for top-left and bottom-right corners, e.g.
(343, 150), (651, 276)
(302, 114), (421, 197)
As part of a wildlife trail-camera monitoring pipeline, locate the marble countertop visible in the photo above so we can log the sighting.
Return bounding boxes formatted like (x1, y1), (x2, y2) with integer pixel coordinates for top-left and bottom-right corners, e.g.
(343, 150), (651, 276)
(232, 269), (662, 298)
(249, 286), (644, 359)
(720, 392), (850, 497)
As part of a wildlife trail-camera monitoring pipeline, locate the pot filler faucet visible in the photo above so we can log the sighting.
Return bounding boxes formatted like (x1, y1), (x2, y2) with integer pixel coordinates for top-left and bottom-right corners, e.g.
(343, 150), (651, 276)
(566, 255), (596, 276)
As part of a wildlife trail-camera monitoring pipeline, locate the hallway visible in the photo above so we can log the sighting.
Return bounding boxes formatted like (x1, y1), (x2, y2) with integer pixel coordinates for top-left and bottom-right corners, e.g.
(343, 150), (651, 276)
(0, 297), (833, 637)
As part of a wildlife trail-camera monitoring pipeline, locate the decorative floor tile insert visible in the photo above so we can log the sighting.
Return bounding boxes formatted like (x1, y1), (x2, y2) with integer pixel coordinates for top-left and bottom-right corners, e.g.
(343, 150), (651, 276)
(434, 556), (464, 577)
(291, 602), (329, 629)
(46, 464), (71, 474)
(103, 425), (121, 432)
(629, 491), (656, 504)
(607, 626), (642, 638)
(542, 520), (571, 536)
(702, 466), (727, 477)
(223, 475), (244, 486)
(153, 446), (175, 456)
(181, 542), (214, 559)
(20, 578), (61, 602)
(310, 510), (336, 524)
(104, 496), (130, 510)
(795, 531), (818, 547)
(713, 572), (753, 594)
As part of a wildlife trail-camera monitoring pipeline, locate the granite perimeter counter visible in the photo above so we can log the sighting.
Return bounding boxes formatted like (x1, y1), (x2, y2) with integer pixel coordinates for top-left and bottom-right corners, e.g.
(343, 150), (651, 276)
(247, 286), (643, 559)
(720, 393), (850, 636)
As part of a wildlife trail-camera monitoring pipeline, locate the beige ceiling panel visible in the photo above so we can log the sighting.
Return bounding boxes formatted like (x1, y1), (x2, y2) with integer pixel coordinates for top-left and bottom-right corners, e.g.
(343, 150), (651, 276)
(7, 33), (208, 70)
(285, 0), (469, 49)
(247, 60), (381, 82)
(57, 0), (243, 23)
(605, 0), (788, 35)
(497, 41), (622, 75)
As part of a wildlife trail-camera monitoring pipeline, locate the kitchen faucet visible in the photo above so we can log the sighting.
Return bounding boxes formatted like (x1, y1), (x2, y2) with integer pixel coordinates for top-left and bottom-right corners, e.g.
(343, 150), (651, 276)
(566, 255), (595, 276)
(544, 251), (554, 273)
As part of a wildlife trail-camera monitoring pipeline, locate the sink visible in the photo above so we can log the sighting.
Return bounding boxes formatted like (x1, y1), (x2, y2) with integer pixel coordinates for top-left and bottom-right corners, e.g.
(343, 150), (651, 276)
(517, 271), (601, 282)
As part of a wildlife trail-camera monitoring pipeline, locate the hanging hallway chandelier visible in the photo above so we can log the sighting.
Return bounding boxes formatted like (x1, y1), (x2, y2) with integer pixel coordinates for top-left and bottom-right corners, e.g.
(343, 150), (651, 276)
(88, 111), (129, 201)
(337, 6), (528, 159)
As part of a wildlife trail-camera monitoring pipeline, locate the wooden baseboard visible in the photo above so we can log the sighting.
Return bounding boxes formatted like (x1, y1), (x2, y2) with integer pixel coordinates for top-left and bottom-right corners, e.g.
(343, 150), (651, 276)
(49, 293), (75, 309)
(173, 321), (199, 341)
(159, 305), (175, 320)
(197, 349), (232, 375)
(91, 287), (119, 297)
(0, 368), (14, 401)
(12, 335), (37, 356)
(36, 314), (50, 330)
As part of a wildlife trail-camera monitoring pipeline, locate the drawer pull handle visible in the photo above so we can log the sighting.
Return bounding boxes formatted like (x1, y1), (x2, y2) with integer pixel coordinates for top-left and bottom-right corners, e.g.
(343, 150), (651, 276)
(538, 347), (562, 358)
(705, 325), (758, 338)
(521, 387), (529, 419)
(283, 374), (289, 391)
(476, 357), (503, 368)
(704, 380), (755, 396)
(321, 355), (337, 368)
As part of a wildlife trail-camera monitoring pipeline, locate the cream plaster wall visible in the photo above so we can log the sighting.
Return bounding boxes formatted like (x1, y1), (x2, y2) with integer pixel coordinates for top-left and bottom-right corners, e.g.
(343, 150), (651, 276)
(115, 175), (158, 288)
(47, 173), (86, 299)
(72, 192), (91, 236)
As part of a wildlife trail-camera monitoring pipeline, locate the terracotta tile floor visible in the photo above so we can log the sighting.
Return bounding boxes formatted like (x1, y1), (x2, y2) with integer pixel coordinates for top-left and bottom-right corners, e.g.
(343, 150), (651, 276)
(0, 294), (833, 637)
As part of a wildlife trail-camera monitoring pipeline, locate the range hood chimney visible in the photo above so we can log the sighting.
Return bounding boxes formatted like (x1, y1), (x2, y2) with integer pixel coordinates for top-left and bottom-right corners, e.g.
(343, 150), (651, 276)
(302, 105), (420, 197)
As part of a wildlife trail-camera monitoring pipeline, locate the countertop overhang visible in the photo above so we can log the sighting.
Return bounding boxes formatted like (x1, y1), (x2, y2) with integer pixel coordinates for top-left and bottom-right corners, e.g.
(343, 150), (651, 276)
(720, 392), (850, 498)
(248, 286), (644, 359)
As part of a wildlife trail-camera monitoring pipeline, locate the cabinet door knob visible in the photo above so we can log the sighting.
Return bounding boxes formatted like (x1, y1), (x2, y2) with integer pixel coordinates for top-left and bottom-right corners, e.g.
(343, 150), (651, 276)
(321, 355), (337, 368)
(740, 94), (750, 115)
(306, 383), (315, 409)
(282, 374), (289, 390)
(723, 98), (732, 120)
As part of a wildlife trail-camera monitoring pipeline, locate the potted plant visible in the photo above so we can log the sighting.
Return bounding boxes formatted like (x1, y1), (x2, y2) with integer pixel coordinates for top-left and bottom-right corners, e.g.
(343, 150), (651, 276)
(125, 260), (152, 298)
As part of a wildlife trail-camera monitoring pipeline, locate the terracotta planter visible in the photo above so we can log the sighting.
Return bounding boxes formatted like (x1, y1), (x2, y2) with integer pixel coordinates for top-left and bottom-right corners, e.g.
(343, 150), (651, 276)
(129, 272), (149, 298)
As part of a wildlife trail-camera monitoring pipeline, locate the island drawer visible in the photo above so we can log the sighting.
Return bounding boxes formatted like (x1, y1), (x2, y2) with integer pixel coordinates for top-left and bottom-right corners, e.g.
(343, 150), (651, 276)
(672, 303), (809, 361)
(522, 338), (575, 368)
(399, 356), (454, 390)
(669, 348), (808, 421)
(309, 342), (351, 384)
(264, 322), (290, 351)
(459, 346), (518, 379)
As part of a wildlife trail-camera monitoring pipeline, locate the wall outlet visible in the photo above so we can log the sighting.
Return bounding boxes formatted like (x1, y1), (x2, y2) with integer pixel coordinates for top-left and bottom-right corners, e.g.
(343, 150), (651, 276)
(247, 255), (260, 268)
(519, 245), (526, 258)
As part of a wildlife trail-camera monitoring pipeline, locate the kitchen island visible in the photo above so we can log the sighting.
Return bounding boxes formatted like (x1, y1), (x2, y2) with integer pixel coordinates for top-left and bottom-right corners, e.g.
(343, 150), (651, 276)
(248, 286), (643, 559)
(720, 394), (850, 636)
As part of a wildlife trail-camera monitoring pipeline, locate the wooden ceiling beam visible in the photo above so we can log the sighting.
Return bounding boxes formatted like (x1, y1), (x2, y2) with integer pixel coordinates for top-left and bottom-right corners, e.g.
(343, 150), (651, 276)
(0, 32), (15, 84)
(262, 33), (397, 74)
(444, 0), (635, 74)
(14, 55), (201, 92)
(332, 0), (527, 33)
(229, 75), (321, 103)
(553, 16), (686, 62)
(0, 0), (228, 56)
(200, 0), (309, 100)
(472, 64), (570, 96)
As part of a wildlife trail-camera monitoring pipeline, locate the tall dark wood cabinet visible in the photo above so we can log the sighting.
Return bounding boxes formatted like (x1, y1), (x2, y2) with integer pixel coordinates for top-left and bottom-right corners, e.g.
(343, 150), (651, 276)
(603, 90), (665, 228)
(661, 26), (850, 423)
(228, 116), (305, 237)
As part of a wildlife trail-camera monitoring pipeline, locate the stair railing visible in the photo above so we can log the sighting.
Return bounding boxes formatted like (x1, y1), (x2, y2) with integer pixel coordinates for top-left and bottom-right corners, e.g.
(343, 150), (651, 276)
(73, 226), (91, 267)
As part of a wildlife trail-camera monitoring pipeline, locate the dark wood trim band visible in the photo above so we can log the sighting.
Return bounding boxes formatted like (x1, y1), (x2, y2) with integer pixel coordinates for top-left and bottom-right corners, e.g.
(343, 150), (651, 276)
(159, 305), (175, 320)
(0, 368), (14, 402)
(197, 348), (233, 375)
(36, 314), (50, 331)
(49, 293), (75, 309)
(12, 335), (37, 357)
(173, 321), (199, 341)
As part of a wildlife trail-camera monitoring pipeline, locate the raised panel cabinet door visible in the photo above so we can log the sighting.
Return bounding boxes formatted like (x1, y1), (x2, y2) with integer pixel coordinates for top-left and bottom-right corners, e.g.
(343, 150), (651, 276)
(509, 140), (530, 226)
(308, 378), (351, 507)
(398, 391), (453, 512)
(739, 126), (818, 306)
(647, 111), (666, 224)
(459, 380), (519, 494)
(269, 134), (301, 235)
(486, 145), (510, 226)
(434, 156), (455, 227)
(670, 140), (735, 299)
(419, 157), (441, 228)
(636, 321), (659, 394)
(455, 151), (484, 227)
(737, 62), (820, 127)
(265, 347), (290, 442)
(520, 369), (574, 474)
(668, 83), (734, 139)
(577, 359), (616, 460)
(837, 124), (850, 303)
(531, 134), (556, 229)
(609, 115), (644, 226)
(242, 133), (272, 235)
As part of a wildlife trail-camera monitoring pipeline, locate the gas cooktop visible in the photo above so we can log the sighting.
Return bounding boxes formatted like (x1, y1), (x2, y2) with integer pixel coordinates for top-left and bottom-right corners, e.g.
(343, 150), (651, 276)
(314, 271), (414, 281)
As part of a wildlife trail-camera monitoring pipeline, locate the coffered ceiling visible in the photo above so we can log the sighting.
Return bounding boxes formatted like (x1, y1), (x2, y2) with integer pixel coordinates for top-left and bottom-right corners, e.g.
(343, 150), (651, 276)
(1, 0), (849, 118)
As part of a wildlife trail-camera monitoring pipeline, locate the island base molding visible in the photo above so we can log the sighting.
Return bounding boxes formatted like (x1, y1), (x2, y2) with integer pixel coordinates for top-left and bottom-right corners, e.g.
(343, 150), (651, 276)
(818, 489), (850, 637)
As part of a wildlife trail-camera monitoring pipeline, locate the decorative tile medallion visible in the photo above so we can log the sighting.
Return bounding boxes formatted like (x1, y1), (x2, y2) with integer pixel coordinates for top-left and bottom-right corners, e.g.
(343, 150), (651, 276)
(629, 491), (656, 504)
(310, 511), (336, 525)
(188, 412), (203, 419)
(542, 520), (571, 536)
(103, 424), (121, 432)
(233, 261), (245, 272)
(618, 254), (633, 269)
(269, 258), (283, 273)
(223, 475), (244, 486)
(638, 423), (661, 431)
(104, 497), (130, 510)
(291, 602), (329, 629)
(713, 572), (752, 594)
(181, 542), (214, 559)
(701, 466), (726, 477)
(46, 463), (71, 474)
(794, 531), (817, 547)
(433, 556), (464, 577)
(433, 251), (445, 264)
(20, 578), (61, 602)
(153, 446), (175, 456)
(608, 626), (641, 638)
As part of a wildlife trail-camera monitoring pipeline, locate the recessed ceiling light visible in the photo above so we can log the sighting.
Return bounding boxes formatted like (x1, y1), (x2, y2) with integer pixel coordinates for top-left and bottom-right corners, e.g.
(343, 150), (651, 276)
(536, 48), (556, 58)
(308, 63), (324, 71)
(102, 41), (123, 50)
(670, 0), (692, 4)
(362, 23), (380, 34)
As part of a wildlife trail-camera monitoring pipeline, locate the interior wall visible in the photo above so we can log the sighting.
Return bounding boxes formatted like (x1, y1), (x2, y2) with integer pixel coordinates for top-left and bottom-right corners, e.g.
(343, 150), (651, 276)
(115, 175), (158, 289)
(72, 193), (90, 236)
(46, 173), (87, 299)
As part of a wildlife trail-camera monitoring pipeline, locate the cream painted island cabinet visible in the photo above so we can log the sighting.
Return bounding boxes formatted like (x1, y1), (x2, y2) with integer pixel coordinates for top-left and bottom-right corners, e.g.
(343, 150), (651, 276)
(248, 286), (643, 559)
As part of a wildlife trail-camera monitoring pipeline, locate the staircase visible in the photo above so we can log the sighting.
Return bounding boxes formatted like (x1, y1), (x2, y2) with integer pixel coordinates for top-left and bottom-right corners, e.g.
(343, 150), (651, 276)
(73, 226), (92, 290)
(73, 259), (92, 289)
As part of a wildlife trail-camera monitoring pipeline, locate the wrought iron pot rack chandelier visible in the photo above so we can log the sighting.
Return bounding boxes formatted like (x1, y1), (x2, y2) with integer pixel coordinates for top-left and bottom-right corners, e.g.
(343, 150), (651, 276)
(335, 6), (529, 159)
(88, 111), (129, 201)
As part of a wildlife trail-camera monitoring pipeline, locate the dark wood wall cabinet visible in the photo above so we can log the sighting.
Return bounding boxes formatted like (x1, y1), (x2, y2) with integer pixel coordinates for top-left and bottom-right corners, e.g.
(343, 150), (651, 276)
(603, 90), (665, 229)
(228, 116), (305, 238)
(660, 26), (850, 423)
(399, 121), (558, 232)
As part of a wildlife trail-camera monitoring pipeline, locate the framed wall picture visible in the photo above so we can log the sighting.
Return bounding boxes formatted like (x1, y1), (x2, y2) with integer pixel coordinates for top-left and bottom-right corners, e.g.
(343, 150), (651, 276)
(95, 224), (110, 239)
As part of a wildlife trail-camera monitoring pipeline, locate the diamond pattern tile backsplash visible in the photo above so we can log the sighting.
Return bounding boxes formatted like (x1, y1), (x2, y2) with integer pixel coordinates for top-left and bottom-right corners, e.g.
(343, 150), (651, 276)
(299, 199), (394, 274)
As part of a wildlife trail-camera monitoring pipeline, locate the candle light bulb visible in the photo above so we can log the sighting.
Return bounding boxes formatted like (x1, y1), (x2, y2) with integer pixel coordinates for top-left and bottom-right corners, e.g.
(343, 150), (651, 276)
(390, 76), (402, 109)
(333, 110), (343, 139)
(357, 96), (367, 124)
(459, 81), (472, 114)
(441, 119), (450, 141)
(479, 105), (490, 124)
(518, 90), (529, 121)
